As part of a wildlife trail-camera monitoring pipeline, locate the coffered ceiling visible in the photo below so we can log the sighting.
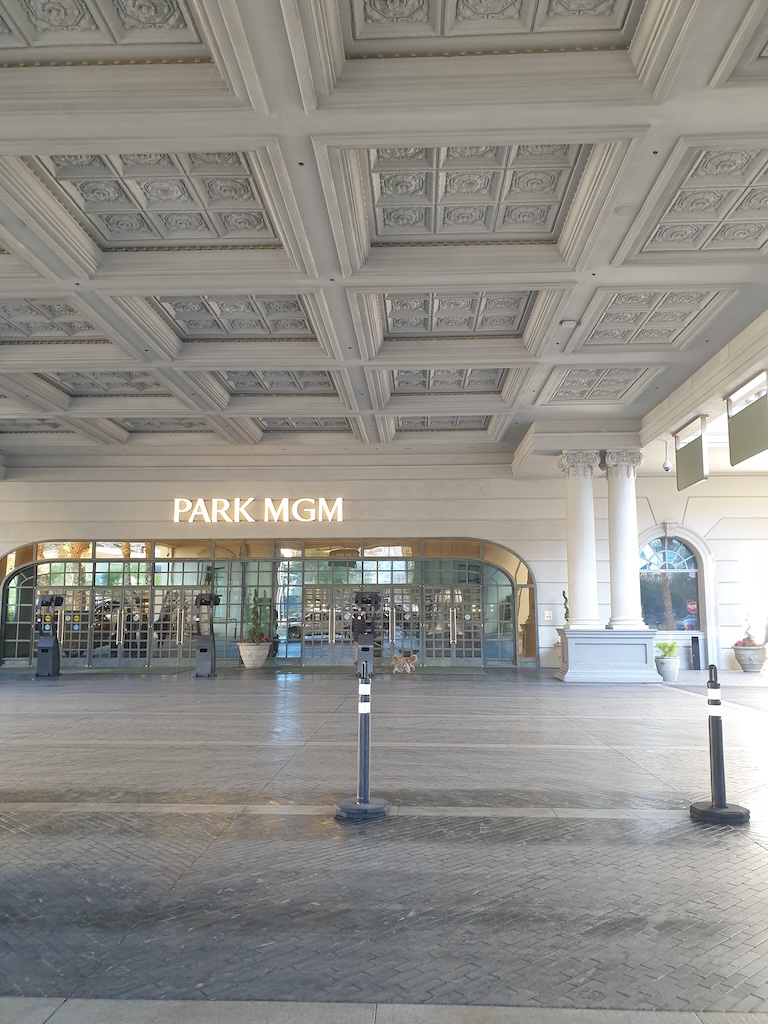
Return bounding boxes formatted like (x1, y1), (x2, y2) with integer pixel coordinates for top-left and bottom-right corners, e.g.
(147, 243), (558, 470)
(1, 0), (768, 477)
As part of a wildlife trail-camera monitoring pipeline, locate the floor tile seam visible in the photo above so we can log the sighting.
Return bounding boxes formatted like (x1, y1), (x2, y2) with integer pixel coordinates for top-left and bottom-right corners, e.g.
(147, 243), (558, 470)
(0, 740), (720, 751)
(0, 801), (693, 820)
(0, 997), (722, 1019)
(601, 743), (699, 809)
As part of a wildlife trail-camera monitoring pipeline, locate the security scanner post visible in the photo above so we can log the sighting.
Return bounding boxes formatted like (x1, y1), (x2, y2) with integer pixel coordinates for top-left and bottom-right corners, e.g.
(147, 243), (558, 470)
(193, 593), (220, 678)
(35, 594), (64, 677)
(335, 591), (390, 821)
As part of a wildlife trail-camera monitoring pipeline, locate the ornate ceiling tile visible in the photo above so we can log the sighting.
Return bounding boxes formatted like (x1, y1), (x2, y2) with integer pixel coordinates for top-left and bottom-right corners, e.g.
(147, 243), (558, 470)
(383, 290), (534, 335)
(574, 288), (725, 349)
(38, 370), (169, 396)
(0, 418), (68, 432)
(155, 295), (315, 338)
(258, 417), (352, 432)
(118, 416), (210, 432)
(367, 145), (588, 243)
(26, 152), (278, 250)
(344, 0), (641, 54)
(545, 365), (647, 403)
(396, 415), (490, 430)
(641, 147), (768, 255)
(0, 0), (204, 62)
(0, 298), (99, 339)
(218, 371), (336, 395)
(392, 368), (506, 392)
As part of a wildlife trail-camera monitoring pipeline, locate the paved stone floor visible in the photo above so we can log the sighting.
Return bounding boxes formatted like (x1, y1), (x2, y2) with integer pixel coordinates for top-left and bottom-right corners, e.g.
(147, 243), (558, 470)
(0, 663), (768, 1024)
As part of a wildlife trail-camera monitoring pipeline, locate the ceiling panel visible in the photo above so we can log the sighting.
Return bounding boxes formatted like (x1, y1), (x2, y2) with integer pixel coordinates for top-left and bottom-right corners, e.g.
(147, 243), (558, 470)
(24, 152), (279, 250)
(342, 0), (644, 56)
(365, 144), (589, 243)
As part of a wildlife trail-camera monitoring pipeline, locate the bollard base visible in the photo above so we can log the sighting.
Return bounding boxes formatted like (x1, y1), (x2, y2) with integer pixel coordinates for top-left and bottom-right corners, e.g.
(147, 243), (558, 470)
(690, 801), (750, 824)
(334, 796), (390, 821)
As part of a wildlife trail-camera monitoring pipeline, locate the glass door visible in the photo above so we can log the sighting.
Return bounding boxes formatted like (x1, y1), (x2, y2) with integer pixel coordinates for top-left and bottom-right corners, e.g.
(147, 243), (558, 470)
(381, 586), (421, 663)
(301, 585), (356, 665)
(89, 587), (151, 666)
(423, 585), (483, 666)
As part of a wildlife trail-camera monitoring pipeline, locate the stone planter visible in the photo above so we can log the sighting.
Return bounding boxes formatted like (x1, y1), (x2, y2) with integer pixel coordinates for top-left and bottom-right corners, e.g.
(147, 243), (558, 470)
(655, 655), (680, 682)
(733, 645), (767, 673)
(237, 643), (271, 669)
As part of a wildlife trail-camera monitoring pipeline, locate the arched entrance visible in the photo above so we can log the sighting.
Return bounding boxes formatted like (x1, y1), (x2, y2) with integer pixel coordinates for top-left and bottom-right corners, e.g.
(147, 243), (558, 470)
(0, 538), (537, 670)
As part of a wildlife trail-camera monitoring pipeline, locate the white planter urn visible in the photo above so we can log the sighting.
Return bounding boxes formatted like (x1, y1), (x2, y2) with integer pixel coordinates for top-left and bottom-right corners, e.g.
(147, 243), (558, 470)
(237, 642), (271, 669)
(655, 655), (680, 682)
(733, 645), (767, 673)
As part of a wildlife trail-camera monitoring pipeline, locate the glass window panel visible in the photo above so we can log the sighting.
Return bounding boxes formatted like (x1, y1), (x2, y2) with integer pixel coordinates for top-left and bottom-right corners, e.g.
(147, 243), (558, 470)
(304, 541), (361, 559)
(423, 540), (480, 559)
(482, 543), (530, 584)
(364, 542), (419, 558)
(39, 541), (95, 559)
(517, 586), (537, 659)
(212, 541), (242, 559)
(244, 541), (274, 558)
(154, 541), (214, 559)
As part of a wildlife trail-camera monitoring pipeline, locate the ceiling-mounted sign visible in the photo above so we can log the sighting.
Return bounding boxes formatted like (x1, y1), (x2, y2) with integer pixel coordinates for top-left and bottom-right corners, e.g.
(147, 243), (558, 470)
(173, 497), (344, 524)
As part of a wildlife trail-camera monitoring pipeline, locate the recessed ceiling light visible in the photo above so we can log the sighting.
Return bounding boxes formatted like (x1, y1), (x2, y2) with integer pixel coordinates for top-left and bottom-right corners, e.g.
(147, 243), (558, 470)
(613, 204), (640, 216)
(559, 319), (579, 328)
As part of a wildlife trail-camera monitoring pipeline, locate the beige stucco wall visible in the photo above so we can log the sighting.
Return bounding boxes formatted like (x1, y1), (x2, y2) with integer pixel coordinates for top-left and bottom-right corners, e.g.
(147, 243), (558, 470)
(0, 460), (766, 670)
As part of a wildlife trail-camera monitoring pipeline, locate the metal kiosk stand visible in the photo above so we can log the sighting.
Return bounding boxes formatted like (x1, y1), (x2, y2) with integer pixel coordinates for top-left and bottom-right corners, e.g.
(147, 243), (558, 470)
(335, 591), (390, 821)
(35, 594), (64, 677)
(193, 593), (220, 678)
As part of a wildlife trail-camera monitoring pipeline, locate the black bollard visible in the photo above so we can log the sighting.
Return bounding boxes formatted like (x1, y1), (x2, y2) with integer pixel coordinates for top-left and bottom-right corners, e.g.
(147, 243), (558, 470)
(690, 664), (750, 824)
(334, 640), (390, 821)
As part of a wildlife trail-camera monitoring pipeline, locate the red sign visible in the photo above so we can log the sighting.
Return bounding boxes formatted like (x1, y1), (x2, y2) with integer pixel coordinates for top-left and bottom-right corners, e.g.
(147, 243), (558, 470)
(687, 600), (698, 614)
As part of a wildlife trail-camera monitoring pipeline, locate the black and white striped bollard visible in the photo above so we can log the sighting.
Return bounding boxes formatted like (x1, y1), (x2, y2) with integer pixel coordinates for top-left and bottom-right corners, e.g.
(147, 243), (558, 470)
(690, 663), (749, 824)
(335, 640), (390, 821)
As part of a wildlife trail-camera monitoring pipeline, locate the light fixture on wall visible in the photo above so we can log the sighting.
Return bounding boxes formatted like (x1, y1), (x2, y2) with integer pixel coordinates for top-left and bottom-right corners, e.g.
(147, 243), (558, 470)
(663, 440), (672, 474)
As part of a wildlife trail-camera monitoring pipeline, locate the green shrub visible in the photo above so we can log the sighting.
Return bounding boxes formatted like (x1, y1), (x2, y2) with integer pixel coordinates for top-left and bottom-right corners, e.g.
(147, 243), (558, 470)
(655, 640), (679, 658)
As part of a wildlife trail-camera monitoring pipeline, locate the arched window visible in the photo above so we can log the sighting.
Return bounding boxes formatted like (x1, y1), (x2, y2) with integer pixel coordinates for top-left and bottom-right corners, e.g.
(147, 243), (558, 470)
(639, 538), (700, 631)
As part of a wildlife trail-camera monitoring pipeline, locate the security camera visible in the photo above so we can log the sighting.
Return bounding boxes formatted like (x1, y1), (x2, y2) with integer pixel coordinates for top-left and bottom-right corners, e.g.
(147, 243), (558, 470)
(662, 458), (672, 473)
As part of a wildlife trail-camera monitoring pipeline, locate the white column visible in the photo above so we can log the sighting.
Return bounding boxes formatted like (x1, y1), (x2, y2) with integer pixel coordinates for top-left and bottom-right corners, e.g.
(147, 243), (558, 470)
(605, 449), (646, 629)
(558, 451), (601, 629)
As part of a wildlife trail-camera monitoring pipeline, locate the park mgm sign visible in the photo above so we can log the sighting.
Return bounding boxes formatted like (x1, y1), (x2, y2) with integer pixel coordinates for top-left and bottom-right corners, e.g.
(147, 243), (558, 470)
(173, 496), (344, 524)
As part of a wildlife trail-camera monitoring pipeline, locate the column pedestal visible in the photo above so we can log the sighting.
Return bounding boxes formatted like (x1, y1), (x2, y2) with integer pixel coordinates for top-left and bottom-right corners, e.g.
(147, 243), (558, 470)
(555, 628), (660, 683)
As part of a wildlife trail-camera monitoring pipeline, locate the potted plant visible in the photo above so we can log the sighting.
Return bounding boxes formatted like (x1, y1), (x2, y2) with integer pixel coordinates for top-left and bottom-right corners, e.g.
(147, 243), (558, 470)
(655, 640), (680, 682)
(733, 625), (767, 673)
(237, 589), (273, 669)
